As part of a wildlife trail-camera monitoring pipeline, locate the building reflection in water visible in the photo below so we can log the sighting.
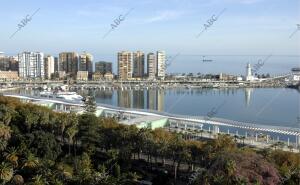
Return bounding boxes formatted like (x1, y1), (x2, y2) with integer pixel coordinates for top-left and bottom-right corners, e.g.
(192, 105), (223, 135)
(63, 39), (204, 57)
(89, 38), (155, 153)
(117, 90), (132, 108)
(94, 90), (113, 99)
(116, 89), (164, 111)
(146, 89), (164, 111)
(132, 90), (145, 109)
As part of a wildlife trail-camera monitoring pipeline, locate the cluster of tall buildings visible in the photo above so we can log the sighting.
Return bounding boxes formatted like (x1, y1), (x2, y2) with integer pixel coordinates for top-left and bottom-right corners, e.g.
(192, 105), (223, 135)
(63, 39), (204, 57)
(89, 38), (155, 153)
(0, 51), (113, 81)
(0, 50), (166, 81)
(118, 51), (166, 80)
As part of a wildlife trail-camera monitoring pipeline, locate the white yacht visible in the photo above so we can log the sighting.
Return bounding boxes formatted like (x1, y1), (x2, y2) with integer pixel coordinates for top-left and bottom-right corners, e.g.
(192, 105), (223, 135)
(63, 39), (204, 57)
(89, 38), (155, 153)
(40, 91), (84, 102)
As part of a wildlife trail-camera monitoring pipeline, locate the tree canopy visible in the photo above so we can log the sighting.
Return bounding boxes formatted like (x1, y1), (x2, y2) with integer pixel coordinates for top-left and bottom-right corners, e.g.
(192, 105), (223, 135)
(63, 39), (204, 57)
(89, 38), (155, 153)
(0, 95), (299, 185)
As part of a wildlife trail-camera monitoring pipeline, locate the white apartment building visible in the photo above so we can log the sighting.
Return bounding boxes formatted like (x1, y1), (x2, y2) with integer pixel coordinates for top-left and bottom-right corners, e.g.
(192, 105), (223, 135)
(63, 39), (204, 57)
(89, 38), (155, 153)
(18, 52), (45, 79)
(156, 51), (166, 79)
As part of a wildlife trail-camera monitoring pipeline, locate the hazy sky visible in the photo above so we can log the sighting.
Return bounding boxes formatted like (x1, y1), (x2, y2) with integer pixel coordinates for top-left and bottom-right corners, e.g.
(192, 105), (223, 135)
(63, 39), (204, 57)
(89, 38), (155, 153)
(0, 0), (299, 66)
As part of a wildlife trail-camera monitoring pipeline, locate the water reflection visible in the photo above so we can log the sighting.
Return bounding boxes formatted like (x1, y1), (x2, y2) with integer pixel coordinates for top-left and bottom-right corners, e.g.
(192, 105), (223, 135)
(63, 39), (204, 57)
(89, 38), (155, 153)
(75, 88), (298, 127)
(6, 87), (299, 128)
(245, 88), (253, 107)
(79, 87), (258, 111)
(116, 89), (165, 111)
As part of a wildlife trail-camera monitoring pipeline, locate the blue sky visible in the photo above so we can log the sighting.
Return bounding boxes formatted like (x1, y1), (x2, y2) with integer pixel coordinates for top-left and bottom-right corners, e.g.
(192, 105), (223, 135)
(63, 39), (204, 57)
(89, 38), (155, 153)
(0, 0), (299, 73)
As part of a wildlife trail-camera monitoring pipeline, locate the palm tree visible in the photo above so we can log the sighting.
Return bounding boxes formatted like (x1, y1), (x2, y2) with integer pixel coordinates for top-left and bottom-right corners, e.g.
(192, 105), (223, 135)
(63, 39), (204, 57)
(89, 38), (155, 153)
(0, 139), (8, 152)
(0, 105), (14, 125)
(0, 123), (11, 152)
(0, 123), (11, 141)
(55, 162), (74, 180)
(66, 125), (78, 155)
(22, 152), (39, 169)
(29, 175), (48, 185)
(4, 147), (19, 167)
(0, 162), (13, 183)
(225, 159), (236, 177)
(12, 174), (24, 185)
(57, 113), (68, 143)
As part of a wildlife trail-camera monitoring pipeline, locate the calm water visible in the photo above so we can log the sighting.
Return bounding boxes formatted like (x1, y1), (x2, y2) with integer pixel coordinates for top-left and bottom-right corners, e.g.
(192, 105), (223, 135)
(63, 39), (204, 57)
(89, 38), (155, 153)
(9, 87), (300, 129)
(74, 87), (300, 129)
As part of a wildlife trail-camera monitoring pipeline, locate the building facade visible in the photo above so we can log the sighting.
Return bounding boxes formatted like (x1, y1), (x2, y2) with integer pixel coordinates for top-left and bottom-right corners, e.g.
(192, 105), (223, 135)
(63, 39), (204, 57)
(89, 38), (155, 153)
(133, 51), (144, 78)
(104, 72), (114, 81)
(59, 52), (79, 78)
(0, 71), (19, 81)
(54, 57), (59, 72)
(44, 55), (55, 79)
(156, 51), (166, 79)
(147, 53), (156, 79)
(79, 52), (93, 74)
(77, 71), (88, 81)
(118, 51), (133, 80)
(0, 57), (10, 71)
(0, 56), (18, 71)
(18, 52), (44, 79)
(95, 61), (112, 74)
(92, 72), (103, 81)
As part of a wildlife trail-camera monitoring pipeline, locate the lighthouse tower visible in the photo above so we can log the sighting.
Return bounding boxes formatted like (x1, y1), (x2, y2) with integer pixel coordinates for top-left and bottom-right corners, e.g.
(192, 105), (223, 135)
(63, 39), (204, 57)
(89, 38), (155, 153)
(246, 63), (254, 81)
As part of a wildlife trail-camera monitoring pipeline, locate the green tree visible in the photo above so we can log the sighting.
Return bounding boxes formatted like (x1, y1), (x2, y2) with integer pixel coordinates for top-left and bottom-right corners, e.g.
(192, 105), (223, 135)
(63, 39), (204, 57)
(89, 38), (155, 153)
(4, 147), (19, 167)
(29, 175), (48, 185)
(113, 164), (121, 179)
(0, 104), (14, 125)
(65, 113), (78, 155)
(84, 95), (97, 114)
(0, 123), (11, 151)
(0, 162), (13, 183)
(77, 113), (102, 154)
(75, 153), (93, 184)
(22, 152), (39, 169)
(25, 131), (62, 161)
(12, 174), (24, 185)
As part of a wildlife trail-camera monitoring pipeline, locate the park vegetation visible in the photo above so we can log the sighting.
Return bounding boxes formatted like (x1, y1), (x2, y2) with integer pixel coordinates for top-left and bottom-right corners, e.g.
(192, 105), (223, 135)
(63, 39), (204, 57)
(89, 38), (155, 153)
(0, 95), (299, 185)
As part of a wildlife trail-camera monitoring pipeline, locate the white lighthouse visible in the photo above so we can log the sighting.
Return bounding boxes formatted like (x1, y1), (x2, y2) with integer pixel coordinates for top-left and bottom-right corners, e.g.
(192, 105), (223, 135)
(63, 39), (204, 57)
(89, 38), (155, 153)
(246, 63), (254, 81)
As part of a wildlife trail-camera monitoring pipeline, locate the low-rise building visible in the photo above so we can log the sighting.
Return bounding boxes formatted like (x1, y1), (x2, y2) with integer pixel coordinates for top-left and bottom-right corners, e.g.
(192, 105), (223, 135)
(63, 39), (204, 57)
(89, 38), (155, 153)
(58, 71), (66, 80)
(77, 71), (88, 81)
(0, 71), (19, 81)
(219, 73), (236, 81)
(92, 72), (103, 81)
(104, 72), (114, 81)
(289, 74), (300, 81)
